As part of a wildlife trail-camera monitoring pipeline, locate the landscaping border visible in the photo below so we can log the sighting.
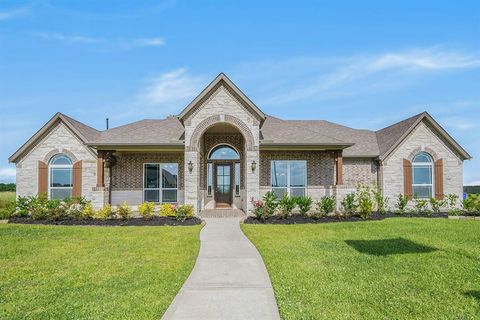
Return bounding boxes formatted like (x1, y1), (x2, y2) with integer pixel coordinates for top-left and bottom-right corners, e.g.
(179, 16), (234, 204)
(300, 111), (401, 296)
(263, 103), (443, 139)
(8, 216), (202, 226)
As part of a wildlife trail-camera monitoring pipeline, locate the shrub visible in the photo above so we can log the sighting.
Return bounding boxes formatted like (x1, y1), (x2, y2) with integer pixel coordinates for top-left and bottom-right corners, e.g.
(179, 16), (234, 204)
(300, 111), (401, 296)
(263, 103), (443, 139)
(315, 195), (336, 218)
(429, 197), (446, 214)
(94, 204), (114, 219)
(67, 203), (84, 220)
(463, 194), (480, 213)
(82, 203), (95, 219)
(263, 191), (278, 216)
(30, 197), (49, 220)
(251, 198), (270, 222)
(46, 200), (68, 221)
(160, 203), (176, 217)
(117, 201), (132, 220)
(395, 194), (409, 214)
(373, 190), (389, 214)
(413, 197), (430, 215)
(277, 194), (296, 219)
(341, 192), (357, 215)
(445, 193), (461, 215)
(139, 202), (155, 220)
(357, 186), (374, 219)
(176, 204), (194, 221)
(296, 196), (313, 216)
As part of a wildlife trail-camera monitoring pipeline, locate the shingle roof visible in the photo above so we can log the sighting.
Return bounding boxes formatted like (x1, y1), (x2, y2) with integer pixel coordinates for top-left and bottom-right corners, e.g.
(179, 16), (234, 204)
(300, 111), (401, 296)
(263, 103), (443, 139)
(61, 113), (101, 142)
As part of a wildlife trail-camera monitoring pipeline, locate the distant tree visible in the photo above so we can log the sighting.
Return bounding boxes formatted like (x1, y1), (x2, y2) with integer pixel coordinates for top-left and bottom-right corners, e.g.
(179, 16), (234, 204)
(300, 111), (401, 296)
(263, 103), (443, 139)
(0, 183), (16, 192)
(464, 186), (480, 195)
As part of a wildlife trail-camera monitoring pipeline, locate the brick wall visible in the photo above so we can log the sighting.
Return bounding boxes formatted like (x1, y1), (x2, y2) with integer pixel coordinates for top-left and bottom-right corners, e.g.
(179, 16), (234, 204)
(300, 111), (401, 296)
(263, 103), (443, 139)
(343, 158), (378, 187)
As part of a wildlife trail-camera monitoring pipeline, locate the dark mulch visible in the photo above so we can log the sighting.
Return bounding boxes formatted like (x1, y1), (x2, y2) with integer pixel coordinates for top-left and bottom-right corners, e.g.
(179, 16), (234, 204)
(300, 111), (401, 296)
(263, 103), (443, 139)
(8, 216), (202, 226)
(244, 212), (449, 224)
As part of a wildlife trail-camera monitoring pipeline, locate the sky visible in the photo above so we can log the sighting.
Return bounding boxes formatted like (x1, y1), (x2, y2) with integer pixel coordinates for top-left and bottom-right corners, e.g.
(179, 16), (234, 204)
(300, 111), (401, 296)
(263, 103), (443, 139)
(0, 0), (479, 184)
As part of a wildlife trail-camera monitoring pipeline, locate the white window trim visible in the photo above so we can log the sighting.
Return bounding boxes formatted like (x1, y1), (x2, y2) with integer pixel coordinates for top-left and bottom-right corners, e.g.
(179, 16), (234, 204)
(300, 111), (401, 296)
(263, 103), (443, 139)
(412, 157), (434, 199)
(48, 158), (73, 200)
(143, 163), (179, 203)
(271, 160), (307, 197)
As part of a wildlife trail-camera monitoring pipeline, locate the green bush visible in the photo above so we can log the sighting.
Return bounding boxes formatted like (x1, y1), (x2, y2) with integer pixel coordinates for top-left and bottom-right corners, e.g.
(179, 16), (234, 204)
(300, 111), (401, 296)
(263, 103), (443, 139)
(263, 191), (278, 216)
(251, 199), (270, 222)
(413, 197), (430, 215)
(341, 192), (357, 215)
(373, 190), (389, 214)
(395, 194), (409, 214)
(277, 194), (296, 219)
(30, 197), (49, 220)
(357, 186), (374, 219)
(13, 196), (32, 217)
(94, 204), (114, 219)
(139, 202), (155, 220)
(463, 194), (480, 213)
(82, 203), (95, 219)
(46, 199), (68, 221)
(176, 204), (193, 221)
(160, 204), (176, 217)
(429, 197), (446, 214)
(315, 196), (336, 218)
(117, 201), (132, 220)
(296, 196), (313, 216)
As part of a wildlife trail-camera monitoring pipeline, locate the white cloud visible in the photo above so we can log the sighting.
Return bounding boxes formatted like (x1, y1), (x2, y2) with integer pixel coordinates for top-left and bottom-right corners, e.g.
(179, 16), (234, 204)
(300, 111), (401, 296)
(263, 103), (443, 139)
(465, 180), (480, 186)
(134, 37), (165, 47)
(0, 7), (28, 21)
(0, 167), (16, 181)
(35, 32), (102, 44)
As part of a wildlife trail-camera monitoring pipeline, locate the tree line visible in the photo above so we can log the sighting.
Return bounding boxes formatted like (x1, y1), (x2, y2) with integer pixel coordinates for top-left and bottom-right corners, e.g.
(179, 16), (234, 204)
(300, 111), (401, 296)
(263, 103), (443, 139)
(0, 183), (16, 192)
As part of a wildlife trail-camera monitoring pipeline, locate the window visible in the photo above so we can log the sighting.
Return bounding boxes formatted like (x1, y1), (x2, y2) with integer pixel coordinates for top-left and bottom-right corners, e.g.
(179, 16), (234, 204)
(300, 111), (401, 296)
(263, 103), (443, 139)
(208, 145), (240, 160)
(235, 162), (240, 196)
(412, 152), (433, 198)
(207, 163), (213, 196)
(49, 154), (73, 200)
(271, 160), (306, 198)
(144, 163), (178, 203)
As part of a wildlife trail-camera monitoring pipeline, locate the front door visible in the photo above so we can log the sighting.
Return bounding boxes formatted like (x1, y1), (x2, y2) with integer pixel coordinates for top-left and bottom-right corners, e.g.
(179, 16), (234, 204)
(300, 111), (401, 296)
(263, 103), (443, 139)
(214, 164), (232, 207)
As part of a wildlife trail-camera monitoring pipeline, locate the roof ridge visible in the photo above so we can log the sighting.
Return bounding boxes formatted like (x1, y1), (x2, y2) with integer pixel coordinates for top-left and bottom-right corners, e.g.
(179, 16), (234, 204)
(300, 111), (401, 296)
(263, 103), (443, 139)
(375, 112), (426, 133)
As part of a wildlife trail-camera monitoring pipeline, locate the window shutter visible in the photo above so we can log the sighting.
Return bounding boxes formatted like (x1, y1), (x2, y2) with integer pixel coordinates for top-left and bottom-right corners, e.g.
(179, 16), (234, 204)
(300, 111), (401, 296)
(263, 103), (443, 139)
(72, 160), (82, 197)
(434, 159), (444, 200)
(38, 160), (48, 197)
(403, 159), (412, 200)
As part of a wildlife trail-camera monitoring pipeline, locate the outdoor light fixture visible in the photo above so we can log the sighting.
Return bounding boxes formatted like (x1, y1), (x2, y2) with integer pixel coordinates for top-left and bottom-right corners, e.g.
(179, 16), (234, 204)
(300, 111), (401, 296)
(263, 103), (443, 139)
(188, 160), (194, 173)
(251, 160), (256, 172)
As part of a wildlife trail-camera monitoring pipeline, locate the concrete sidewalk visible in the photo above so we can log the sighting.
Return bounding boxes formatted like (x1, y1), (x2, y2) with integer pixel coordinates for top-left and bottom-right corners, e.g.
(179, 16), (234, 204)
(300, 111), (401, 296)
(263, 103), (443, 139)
(162, 218), (280, 320)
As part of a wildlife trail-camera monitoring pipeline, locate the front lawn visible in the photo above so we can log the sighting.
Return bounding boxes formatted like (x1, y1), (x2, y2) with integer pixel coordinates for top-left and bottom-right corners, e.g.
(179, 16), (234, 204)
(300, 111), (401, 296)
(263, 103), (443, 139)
(0, 224), (202, 319)
(242, 219), (480, 319)
(0, 191), (15, 218)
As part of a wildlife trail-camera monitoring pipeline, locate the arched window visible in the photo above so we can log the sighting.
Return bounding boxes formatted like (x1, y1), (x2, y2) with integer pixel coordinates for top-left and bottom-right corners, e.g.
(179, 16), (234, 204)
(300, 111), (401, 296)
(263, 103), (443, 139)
(208, 145), (240, 160)
(412, 152), (433, 198)
(49, 154), (73, 200)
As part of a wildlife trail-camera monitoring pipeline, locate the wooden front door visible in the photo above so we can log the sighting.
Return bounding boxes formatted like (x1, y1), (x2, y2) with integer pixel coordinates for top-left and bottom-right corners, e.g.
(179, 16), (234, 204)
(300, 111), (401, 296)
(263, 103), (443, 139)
(214, 163), (232, 206)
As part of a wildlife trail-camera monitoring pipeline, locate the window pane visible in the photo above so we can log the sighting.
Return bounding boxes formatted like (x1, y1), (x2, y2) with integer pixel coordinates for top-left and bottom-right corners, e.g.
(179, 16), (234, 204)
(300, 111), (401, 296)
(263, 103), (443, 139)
(207, 163), (212, 196)
(50, 154), (72, 165)
(51, 188), (72, 200)
(271, 161), (288, 187)
(145, 164), (159, 188)
(162, 164), (178, 189)
(145, 190), (160, 202)
(272, 188), (287, 198)
(413, 152), (432, 163)
(209, 146), (240, 160)
(50, 168), (72, 187)
(290, 161), (306, 187)
(413, 186), (432, 198)
(290, 188), (305, 197)
(413, 166), (432, 184)
(235, 163), (240, 195)
(162, 190), (177, 203)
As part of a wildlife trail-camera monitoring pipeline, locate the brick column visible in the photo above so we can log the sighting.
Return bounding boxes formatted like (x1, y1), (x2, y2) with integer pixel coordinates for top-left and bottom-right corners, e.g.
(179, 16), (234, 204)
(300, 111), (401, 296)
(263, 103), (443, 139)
(184, 151), (200, 214)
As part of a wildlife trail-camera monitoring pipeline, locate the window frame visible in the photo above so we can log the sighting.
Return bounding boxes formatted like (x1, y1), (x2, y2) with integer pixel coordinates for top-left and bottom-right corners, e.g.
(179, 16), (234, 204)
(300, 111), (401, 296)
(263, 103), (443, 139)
(234, 162), (240, 196)
(48, 154), (73, 200)
(143, 163), (178, 203)
(412, 152), (434, 199)
(271, 160), (307, 197)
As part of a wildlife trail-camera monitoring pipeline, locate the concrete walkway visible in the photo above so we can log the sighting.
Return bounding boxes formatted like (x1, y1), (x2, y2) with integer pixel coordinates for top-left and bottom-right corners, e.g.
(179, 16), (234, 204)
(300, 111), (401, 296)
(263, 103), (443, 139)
(162, 218), (280, 320)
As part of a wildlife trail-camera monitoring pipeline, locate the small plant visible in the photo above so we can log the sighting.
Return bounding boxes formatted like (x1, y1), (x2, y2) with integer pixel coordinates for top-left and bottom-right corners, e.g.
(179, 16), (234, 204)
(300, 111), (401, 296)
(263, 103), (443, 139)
(82, 203), (95, 219)
(296, 196), (313, 216)
(315, 195), (336, 218)
(263, 191), (278, 217)
(30, 197), (49, 220)
(160, 203), (176, 217)
(277, 194), (296, 219)
(445, 193), (461, 216)
(413, 197), (430, 215)
(357, 186), (374, 219)
(117, 201), (132, 219)
(341, 192), (357, 215)
(395, 194), (409, 214)
(139, 202), (155, 220)
(176, 204), (193, 221)
(46, 200), (68, 221)
(13, 196), (31, 217)
(463, 194), (480, 213)
(94, 204), (114, 219)
(67, 203), (84, 220)
(373, 190), (389, 214)
(251, 198), (270, 222)
(429, 197), (446, 214)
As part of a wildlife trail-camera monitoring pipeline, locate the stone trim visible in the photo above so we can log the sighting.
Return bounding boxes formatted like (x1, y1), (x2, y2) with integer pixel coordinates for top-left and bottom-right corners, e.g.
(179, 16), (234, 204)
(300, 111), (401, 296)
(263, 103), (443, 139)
(43, 148), (78, 163)
(407, 146), (439, 161)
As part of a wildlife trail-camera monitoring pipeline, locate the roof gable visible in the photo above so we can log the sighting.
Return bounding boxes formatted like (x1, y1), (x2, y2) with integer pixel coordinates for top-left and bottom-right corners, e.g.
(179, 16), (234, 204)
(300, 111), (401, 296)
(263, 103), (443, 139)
(178, 73), (266, 124)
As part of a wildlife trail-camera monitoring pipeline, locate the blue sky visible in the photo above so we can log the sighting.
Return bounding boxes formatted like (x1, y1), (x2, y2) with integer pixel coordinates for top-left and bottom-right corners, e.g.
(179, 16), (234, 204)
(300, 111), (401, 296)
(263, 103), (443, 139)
(0, 0), (479, 184)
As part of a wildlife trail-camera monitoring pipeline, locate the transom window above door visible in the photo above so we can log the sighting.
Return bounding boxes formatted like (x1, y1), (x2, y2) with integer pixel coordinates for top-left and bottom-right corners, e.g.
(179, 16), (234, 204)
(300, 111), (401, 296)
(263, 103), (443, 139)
(208, 145), (240, 160)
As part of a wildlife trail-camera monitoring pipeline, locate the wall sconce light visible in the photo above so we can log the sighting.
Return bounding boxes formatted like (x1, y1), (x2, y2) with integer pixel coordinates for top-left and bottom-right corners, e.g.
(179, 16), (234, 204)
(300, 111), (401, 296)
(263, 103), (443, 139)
(251, 160), (256, 172)
(188, 160), (194, 173)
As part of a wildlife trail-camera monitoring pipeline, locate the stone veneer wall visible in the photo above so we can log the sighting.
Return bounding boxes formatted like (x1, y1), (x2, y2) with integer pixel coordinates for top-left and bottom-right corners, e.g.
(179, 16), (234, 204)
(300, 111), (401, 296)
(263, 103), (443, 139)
(381, 121), (464, 207)
(15, 122), (97, 200)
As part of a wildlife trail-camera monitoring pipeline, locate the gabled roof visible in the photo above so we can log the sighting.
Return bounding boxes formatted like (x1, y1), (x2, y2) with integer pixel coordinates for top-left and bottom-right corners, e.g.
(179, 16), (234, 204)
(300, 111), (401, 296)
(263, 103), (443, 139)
(88, 117), (184, 146)
(178, 73), (266, 123)
(376, 111), (471, 161)
(9, 112), (100, 163)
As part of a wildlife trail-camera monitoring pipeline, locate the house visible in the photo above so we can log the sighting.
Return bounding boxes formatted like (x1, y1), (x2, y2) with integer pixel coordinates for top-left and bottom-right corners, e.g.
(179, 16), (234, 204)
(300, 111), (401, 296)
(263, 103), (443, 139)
(9, 73), (471, 214)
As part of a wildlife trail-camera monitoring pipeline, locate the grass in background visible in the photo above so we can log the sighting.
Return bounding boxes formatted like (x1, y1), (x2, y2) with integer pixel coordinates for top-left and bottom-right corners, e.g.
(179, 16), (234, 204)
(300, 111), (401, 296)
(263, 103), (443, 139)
(242, 219), (480, 319)
(0, 224), (202, 319)
(0, 191), (15, 218)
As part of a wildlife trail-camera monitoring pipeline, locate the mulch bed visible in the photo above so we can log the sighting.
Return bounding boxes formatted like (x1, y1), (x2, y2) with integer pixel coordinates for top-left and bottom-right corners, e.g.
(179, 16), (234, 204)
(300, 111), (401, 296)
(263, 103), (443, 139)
(244, 212), (449, 224)
(8, 216), (202, 226)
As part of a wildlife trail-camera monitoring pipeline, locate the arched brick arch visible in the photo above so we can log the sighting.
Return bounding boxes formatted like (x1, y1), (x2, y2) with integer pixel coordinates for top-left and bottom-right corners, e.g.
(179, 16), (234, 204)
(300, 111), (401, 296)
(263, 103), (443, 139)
(43, 148), (78, 163)
(186, 115), (256, 152)
(408, 147), (439, 161)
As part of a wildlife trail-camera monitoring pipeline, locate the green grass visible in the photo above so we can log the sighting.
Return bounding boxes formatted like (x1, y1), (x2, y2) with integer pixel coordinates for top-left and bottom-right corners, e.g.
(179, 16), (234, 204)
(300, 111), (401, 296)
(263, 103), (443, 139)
(0, 224), (202, 319)
(242, 218), (480, 319)
(0, 191), (15, 218)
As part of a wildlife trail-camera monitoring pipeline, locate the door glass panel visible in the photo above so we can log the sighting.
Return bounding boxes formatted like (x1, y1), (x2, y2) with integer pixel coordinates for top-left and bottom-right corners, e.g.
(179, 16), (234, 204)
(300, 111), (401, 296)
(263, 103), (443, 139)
(144, 164), (159, 188)
(216, 165), (231, 196)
